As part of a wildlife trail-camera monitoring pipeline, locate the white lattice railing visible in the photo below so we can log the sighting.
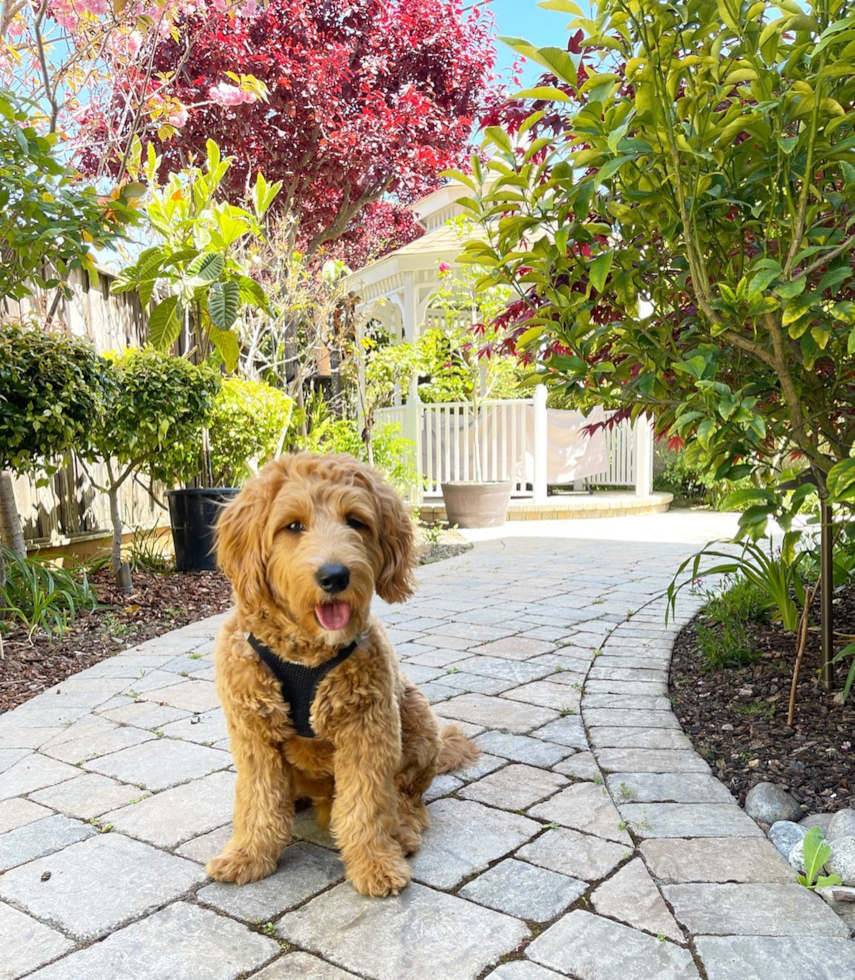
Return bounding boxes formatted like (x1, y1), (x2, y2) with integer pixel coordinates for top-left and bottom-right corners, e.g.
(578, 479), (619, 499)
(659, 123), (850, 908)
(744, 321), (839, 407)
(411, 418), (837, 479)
(588, 414), (636, 487)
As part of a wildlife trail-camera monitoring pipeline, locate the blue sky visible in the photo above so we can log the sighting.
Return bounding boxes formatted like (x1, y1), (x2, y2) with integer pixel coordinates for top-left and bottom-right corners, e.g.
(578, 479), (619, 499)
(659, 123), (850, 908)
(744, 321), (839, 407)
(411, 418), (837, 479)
(488, 0), (579, 84)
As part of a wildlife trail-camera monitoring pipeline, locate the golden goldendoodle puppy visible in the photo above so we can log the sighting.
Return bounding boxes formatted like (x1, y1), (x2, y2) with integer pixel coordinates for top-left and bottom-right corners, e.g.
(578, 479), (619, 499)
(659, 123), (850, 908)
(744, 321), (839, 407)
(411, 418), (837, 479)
(206, 453), (479, 897)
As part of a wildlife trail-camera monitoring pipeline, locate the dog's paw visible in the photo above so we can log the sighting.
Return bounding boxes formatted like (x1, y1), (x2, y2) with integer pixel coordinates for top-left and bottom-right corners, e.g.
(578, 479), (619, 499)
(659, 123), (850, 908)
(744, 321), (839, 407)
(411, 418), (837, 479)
(206, 847), (277, 885)
(348, 852), (412, 898)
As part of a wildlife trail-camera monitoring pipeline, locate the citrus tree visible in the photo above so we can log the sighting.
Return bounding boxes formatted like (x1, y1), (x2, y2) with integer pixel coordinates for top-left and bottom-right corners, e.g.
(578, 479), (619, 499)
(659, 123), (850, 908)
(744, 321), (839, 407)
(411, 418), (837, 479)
(458, 0), (855, 532)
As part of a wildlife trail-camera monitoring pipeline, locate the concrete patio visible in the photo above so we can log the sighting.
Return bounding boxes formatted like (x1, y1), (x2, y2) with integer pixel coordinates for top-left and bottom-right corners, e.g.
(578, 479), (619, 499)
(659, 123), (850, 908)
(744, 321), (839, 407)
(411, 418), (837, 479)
(0, 513), (852, 980)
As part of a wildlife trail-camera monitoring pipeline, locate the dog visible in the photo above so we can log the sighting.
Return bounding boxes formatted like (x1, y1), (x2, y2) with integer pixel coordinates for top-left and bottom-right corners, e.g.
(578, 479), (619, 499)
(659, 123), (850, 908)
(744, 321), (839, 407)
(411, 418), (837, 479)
(206, 453), (479, 897)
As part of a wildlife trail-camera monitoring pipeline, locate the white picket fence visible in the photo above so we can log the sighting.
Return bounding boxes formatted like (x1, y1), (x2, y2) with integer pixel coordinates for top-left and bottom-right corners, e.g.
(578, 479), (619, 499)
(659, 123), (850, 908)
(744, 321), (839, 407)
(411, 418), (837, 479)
(375, 390), (652, 504)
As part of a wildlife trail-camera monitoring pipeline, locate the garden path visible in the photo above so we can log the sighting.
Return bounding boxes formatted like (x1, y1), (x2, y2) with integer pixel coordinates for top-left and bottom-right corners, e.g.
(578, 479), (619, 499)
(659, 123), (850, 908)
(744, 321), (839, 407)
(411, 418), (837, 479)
(0, 515), (852, 980)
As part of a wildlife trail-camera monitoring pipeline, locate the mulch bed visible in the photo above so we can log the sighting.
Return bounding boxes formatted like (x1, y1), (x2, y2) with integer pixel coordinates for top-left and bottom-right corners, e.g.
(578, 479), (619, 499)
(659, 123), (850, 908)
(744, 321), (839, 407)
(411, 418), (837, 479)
(670, 584), (855, 817)
(0, 567), (233, 714)
(0, 528), (471, 715)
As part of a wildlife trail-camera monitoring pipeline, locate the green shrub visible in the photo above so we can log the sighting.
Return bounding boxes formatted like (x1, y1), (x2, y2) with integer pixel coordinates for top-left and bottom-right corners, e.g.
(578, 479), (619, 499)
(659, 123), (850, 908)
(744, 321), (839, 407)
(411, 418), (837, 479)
(160, 377), (294, 487)
(0, 544), (98, 638)
(692, 573), (771, 671)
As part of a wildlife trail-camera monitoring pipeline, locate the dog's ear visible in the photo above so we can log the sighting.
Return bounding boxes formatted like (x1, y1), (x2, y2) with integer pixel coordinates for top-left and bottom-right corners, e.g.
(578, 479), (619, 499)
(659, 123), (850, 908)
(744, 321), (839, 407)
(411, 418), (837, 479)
(366, 468), (417, 604)
(216, 459), (288, 608)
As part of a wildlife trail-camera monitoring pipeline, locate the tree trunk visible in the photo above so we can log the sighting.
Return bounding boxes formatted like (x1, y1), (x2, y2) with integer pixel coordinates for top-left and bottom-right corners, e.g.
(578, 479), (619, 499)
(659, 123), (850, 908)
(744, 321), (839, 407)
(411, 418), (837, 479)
(108, 485), (124, 578)
(0, 470), (26, 559)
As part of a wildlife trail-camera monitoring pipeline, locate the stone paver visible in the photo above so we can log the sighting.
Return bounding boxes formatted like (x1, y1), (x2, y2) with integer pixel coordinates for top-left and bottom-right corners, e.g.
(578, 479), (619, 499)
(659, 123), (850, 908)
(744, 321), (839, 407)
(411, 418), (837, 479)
(526, 910), (700, 980)
(0, 901), (74, 980)
(0, 523), (848, 980)
(0, 813), (95, 871)
(459, 857), (586, 921)
(278, 882), (529, 980)
(0, 833), (204, 941)
(459, 763), (567, 810)
(27, 902), (277, 980)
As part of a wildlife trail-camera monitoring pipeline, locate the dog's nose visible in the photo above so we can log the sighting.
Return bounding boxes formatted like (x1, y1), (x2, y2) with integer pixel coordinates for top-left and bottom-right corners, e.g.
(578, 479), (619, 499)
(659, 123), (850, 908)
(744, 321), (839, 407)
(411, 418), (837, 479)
(316, 564), (350, 594)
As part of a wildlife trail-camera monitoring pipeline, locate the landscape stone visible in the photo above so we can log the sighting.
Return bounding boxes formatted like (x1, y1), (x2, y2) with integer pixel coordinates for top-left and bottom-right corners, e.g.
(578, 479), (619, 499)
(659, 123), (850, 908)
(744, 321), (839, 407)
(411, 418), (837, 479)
(606, 772), (734, 804)
(424, 773), (463, 801)
(140, 679), (221, 713)
(252, 952), (359, 980)
(0, 833), (205, 941)
(158, 709), (229, 745)
(459, 763), (567, 810)
(0, 901), (74, 980)
(454, 657), (554, 684)
(799, 812), (834, 833)
(469, 637), (555, 659)
(0, 748), (30, 773)
(101, 701), (190, 728)
(517, 828), (629, 881)
(591, 858), (683, 941)
(459, 857), (586, 921)
(411, 799), (540, 888)
(595, 748), (709, 773)
(639, 838), (796, 883)
(197, 842), (343, 919)
(768, 820), (805, 860)
(453, 753), (505, 783)
(696, 936), (855, 980)
(744, 782), (802, 825)
(176, 823), (232, 863)
(585, 708), (680, 729)
(277, 882), (529, 980)
(501, 681), (581, 711)
(26, 901), (277, 980)
(619, 803), (764, 838)
(474, 732), (573, 767)
(30, 773), (144, 819)
(0, 754), (79, 801)
(103, 770), (236, 847)
(86, 738), (230, 790)
(439, 671), (515, 695)
(42, 726), (155, 764)
(662, 882), (850, 937)
(530, 781), (632, 844)
(0, 797), (53, 834)
(828, 808), (855, 842)
(526, 910), (700, 980)
(437, 694), (557, 733)
(825, 836), (855, 886)
(589, 727), (692, 750)
(0, 814), (95, 872)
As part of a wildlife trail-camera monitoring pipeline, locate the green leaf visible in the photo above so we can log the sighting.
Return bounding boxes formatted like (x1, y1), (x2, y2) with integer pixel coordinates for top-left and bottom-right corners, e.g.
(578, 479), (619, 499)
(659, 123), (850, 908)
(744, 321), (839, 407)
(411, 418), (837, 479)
(209, 326), (240, 372)
(515, 87), (571, 102)
(147, 296), (182, 350)
(208, 280), (240, 330)
(485, 127), (514, 154)
(187, 252), (224, 284)
(826, 458), (855, 503)
(589, 252), (613, 293)
(537, 0), (583, 13)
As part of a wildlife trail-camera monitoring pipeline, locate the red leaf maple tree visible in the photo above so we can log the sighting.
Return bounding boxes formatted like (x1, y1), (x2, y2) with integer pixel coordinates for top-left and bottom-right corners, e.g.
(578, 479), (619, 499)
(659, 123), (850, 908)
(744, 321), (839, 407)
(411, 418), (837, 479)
(94, 0), (497, 264)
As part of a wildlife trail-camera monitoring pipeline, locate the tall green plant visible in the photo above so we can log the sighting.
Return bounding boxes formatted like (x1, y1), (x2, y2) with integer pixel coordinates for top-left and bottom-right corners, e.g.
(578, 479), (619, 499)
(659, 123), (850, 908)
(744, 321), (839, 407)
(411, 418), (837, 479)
(456, 0), (855, 528)
(112, 140), (280, 371)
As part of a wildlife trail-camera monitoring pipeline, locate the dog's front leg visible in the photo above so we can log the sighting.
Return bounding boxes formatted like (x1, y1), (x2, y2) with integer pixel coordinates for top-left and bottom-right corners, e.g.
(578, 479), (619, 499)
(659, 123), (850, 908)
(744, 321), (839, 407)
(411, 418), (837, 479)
(330, 718), (411, 898)
(207, 733), (293, 885)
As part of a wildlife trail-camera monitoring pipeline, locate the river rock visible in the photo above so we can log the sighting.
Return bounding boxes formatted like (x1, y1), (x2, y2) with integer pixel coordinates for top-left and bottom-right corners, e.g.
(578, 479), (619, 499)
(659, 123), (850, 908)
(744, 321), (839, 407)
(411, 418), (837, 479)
(828, 810), (855, 842)
(768, 821), (805, 860)
(799, 813), (834, 833)
(826, 837), (855, 887)
(788, 839), (805, 874)
(744, 783), (802, 825)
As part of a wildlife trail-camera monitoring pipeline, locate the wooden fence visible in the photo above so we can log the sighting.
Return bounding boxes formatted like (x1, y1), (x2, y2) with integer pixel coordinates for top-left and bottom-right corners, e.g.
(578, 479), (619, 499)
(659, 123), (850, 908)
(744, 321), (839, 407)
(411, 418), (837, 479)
(2, 266), (161, 551)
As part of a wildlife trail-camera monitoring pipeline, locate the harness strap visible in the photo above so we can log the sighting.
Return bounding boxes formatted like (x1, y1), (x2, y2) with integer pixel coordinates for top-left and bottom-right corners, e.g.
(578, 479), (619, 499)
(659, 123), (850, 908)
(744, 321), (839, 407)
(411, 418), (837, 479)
(248, 634), (359, 738)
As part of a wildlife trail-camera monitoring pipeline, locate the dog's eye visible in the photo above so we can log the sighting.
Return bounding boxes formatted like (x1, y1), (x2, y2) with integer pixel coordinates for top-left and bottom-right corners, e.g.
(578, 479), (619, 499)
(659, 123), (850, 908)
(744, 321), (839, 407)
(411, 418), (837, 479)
(346, 516), (367, 531)
(286, 521), (304, 533)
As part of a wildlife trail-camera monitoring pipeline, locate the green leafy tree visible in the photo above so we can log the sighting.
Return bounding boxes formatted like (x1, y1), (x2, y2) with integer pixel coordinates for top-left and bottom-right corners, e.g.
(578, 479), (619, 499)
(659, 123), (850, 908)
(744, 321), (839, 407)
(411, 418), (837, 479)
(459, 0), (855, 528)
(158, 377), (294, 487)
(83, 348), (220, 576)
(0, 325), (114, 562)
(112, 140), (280, 372)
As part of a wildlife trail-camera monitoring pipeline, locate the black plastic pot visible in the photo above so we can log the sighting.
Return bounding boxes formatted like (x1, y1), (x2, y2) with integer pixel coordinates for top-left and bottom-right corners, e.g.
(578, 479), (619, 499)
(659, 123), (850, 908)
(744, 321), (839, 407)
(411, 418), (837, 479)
(166, 487), (240, 573)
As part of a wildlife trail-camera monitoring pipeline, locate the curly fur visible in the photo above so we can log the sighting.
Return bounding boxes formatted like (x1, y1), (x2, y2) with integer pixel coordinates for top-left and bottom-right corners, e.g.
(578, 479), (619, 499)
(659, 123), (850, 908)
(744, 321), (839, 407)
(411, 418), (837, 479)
(206, 453), (480, 897)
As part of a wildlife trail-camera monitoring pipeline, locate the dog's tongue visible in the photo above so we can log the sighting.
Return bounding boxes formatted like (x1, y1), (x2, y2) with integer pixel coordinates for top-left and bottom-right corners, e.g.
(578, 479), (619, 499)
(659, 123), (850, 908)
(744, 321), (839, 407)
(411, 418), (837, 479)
(315, 601), (352, 632)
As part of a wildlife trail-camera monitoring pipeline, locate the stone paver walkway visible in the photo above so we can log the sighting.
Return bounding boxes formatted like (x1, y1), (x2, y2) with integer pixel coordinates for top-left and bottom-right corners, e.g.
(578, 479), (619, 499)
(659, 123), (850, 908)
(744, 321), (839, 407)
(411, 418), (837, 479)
(1, 516), (853, 980)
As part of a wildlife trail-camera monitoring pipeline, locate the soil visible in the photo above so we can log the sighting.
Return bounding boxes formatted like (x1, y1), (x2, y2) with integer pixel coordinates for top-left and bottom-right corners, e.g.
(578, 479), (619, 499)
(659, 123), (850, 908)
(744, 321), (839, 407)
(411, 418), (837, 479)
(670, 584), (855, 817)
(0, 528), (472, 715)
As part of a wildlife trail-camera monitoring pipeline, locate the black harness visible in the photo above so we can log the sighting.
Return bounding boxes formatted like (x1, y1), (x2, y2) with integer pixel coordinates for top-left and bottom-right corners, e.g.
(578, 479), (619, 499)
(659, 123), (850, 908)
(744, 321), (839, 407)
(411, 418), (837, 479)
(248, 634), (359, 738)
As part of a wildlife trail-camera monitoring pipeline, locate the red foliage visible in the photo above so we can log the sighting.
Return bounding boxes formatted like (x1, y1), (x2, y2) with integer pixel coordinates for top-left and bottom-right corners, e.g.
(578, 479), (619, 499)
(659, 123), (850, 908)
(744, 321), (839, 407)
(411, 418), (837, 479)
(324, 200), (422, 269)
(91, 0), (497, 257)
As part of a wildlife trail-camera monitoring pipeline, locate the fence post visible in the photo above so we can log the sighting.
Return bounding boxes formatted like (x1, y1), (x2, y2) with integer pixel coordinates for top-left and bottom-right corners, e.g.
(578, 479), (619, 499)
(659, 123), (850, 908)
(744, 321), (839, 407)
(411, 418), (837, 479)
(533, 385), (549, 504)
(634, 415), (654, 497)
(405, 381), (424, 507)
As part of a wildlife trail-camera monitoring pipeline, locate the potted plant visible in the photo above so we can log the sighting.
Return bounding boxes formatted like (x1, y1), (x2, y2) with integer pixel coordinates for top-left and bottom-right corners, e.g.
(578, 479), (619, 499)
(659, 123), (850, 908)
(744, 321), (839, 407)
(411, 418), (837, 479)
(428, 224), (520, 527)
(112, 140), (281, 570)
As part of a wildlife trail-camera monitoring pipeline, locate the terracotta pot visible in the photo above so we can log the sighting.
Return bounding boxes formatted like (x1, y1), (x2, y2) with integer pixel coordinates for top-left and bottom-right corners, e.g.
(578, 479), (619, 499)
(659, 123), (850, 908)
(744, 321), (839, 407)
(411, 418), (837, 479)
(440, 480), (512, 529)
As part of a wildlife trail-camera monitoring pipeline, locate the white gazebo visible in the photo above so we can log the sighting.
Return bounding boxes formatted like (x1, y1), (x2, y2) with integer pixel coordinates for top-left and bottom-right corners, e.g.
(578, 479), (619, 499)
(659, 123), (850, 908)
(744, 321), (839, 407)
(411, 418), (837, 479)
(343, 186), (659, 515)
